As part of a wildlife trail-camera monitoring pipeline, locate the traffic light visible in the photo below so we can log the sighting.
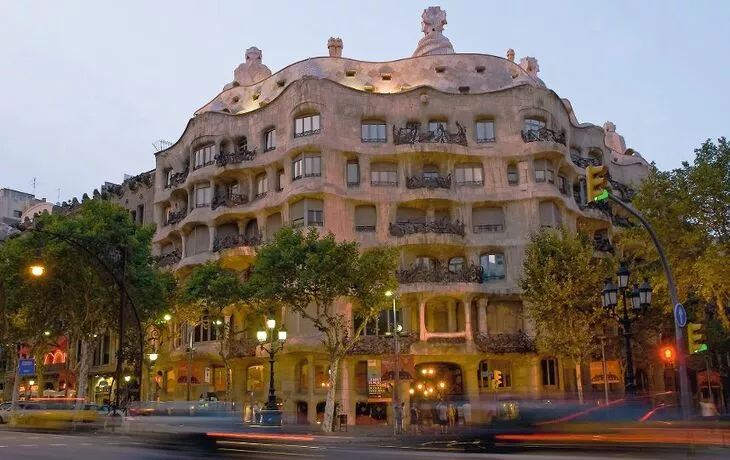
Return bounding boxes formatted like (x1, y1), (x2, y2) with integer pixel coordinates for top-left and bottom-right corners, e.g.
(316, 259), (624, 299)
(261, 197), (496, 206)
(585, 165), (609, 202)
(493, 370), (503, 388)
(687, 323), (707, 354)
(661, 346), (675, 363)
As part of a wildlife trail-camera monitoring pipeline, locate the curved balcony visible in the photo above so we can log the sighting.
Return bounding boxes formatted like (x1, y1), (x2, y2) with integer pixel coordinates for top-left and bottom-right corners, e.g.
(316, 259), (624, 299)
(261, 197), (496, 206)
(406, 174), (452, 190)
(213, 233), (262, 252)
(211, 192), (249, 210)
(154, 249), (182, 267)
(393, 122), (467, 147)
(389, 218), (465, 237)
(396, 262), (482, 284)
(521, 127), (566, 146)
(166, 210), (187, 226)
(215, 148), (257, 167)
(165, 169), (189, 190)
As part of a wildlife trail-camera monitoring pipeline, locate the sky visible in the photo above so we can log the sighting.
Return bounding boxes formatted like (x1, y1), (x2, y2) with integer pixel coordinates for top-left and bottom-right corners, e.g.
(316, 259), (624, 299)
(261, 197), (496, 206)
(1, 0), (728, 203)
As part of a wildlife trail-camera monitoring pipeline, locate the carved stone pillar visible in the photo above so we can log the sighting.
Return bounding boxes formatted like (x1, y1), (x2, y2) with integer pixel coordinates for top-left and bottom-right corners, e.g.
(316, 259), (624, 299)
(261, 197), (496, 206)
(419, 298), (427, 341)
(477, 297), (488, 333)
(464, 295), (473, 340)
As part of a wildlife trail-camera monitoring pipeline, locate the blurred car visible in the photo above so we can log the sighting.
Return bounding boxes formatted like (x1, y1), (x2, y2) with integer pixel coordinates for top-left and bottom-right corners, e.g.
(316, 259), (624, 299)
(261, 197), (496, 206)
(13, 399), (101, 429)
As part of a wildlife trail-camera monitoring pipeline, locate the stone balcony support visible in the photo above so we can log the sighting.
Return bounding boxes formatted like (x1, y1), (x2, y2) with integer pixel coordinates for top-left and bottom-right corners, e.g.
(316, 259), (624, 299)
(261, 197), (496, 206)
(477, 297), (488, 333)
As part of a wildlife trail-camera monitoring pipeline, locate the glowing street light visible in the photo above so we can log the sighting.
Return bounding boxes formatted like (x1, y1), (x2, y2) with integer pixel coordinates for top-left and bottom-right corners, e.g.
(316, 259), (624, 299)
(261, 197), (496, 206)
(29, 263), (45, 277)
(163, 314), (172, 322)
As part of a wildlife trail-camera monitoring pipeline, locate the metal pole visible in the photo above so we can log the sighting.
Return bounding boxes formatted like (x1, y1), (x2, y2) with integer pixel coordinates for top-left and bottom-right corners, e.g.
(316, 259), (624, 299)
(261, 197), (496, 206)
(608, 195), (692, 419)
(705, 354), (714, 405)
(622, 292), (636, 396)
(267, 351), (276, 410)
(392, 297), (400, 418)
(186, 328), (192, 401)
(113, 248), (125, 414)
(600, 337), (609, 406)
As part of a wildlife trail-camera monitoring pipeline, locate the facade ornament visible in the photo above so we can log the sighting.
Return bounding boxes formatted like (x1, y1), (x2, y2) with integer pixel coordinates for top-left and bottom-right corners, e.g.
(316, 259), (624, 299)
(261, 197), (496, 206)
(412, 6), (455, 57)
(603, 121), (628, 155)
(327, 37), (343, 57)
(506, 48), (515, 62)
(225, 46), (272, 89)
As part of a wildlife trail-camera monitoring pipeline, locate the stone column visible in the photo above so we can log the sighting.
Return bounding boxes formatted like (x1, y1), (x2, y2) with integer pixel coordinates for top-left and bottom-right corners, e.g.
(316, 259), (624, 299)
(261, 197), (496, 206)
(307, 355), (316, 423)
(464, 295), (473, 341)
(418, 298), (427, 341)
(208, 224), (215, 252)
(477, 298), (488, 333)
(340, 360), (352, 425)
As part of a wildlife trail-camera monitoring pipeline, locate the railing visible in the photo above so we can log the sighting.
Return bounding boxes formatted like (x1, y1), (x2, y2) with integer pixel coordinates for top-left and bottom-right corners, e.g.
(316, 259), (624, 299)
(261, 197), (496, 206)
(154, 249), (182, 267)
(215, 149), (257, 166)
(213, 233), (262, 251)
(571, 155), (602, 168)
(473, 224), (504, 233)
(371, 180), (398, 187)
(253, 191), (268, 201)
(455, 180), (483, 187)
(166, 209), (186, 226)
(165, 169), (189, 189)
(355, 225), (376, 232)
(476, 136), (496, 144)
(346, 334), (417, 355)
(396, 262), (483, 284)
(521, 127), (566, 146)
(406, 174), (452, 190)
(389, 218), (465, 237)
(193, 160), (215, 170)
(393, 122), (468, 146)
(211, 192), (248, 210)
(361, 136), (387, 143)
(292, 172), (322, 181)
(294, 128), (321, 138)
(473, 331), (536, 353)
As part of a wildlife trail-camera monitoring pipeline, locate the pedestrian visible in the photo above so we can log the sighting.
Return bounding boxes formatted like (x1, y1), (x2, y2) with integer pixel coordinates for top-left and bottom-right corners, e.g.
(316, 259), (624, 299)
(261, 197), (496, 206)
(393, 401), (403, 434)
(447, 403), (456, 429)
(252, 402), (261, 424)
(437, 400), (448, 434)
(409, 405), (419, 434)
(461, 401), (472, 426)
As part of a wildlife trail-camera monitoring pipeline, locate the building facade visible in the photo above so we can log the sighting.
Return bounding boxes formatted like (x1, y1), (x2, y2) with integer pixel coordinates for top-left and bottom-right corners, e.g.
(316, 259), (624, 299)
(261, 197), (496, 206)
(150, 7), (650, 423)
(0, 188), (43, 226)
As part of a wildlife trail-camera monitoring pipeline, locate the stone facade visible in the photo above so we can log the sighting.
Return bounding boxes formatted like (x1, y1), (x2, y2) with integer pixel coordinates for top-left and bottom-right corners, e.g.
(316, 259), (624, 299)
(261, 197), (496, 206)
(150, 7), (650, 424)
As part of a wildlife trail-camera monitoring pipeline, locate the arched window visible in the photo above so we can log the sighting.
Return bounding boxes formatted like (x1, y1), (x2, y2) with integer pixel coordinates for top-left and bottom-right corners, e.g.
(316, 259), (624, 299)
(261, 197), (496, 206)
(524, 118), (546, 133)
(294, 114), (321, 138)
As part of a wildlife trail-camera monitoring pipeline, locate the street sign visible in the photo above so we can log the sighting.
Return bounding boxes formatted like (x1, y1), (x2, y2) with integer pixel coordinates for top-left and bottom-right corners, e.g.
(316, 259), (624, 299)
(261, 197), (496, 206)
(674, 303), (687, 328)
(17, 359), (36, 376)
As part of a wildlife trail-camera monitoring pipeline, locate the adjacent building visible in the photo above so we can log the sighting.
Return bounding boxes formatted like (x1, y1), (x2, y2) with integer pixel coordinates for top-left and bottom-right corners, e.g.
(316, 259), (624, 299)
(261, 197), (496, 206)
(0, 188), (44, 226)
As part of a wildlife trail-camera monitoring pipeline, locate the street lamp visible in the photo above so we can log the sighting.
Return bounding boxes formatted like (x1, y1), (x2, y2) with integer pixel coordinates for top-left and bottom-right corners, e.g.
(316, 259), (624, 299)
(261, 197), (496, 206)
(601, 263), (652, 396)
(385, 290), (401, 435)
(256, 316), (287, 426)
(147, 352), (158, 402)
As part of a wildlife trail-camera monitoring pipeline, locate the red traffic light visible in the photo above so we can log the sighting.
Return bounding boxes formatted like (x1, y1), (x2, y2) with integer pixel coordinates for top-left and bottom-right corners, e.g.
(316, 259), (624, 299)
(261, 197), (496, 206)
(661, 346), (675, 361)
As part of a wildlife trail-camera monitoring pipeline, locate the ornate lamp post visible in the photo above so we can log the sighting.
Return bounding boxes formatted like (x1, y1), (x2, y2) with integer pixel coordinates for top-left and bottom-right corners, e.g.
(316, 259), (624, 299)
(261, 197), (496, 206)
(384, 290), (403, 434)
(256, 317), (287, 426)
(147, 352), (158, 402)
(601, 262), (652, 396)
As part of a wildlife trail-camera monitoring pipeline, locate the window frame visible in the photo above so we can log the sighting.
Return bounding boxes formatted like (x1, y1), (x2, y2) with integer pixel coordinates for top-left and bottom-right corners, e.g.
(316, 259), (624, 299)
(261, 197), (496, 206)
(292, 154), (322, 180)
(255, 173), (268, 198)
(475, 120), (496, 143)
(194, 184), (211, 208)
(507, 164), (519, 186)
(480, 253), (506, 281)
(294, 114), (321, 138)
(264, 129), (276, 152)
(193, 144), (215, 170)
(455, 163), (484, 186)
(541, 358), (559, 387)
(276, 169), (285, 191)
(346, 160), (360, 186)
(524, 118), (546, 133)
(361, 122), (387, 143)
(370, 164), (398, 186)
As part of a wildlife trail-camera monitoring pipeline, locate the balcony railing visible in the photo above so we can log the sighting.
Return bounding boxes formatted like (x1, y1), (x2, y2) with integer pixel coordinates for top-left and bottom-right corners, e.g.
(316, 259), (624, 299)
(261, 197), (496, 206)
(346, 334), (418, 355)
(406, 174), (452, 190)
(389, 217), (465, 237)
(521, 127), (566, 146)
(473, 224), (504, 233)
(474, 331), (536, 353)
(192, 160), (215, 170)
(396, 262), (482, 284)
(154, 249), (182, 267)
(211, 192), (248, 210)
(355, 225), (376, 233)
(393, 122), (467, 146)
(213, 233), (262, 251)
(166, 209), (186, 226)
(570, 154), (602, 168)
(215, 148), (257, 166)
(371, 180), (398, 187)
(165, 169), (189, 189)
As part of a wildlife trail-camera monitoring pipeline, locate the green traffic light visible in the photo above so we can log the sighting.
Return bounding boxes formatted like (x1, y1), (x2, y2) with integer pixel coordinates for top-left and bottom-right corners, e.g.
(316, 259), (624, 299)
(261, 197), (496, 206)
(593, 190), (609, 201)
(695, 343), (708, 353)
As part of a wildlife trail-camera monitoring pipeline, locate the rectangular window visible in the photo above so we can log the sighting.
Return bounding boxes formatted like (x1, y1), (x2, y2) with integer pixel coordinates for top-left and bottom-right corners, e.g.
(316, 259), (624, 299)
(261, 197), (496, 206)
(307, 209), (324, 226)
(276, 169), (285, 191)
(534, 159), (553, 183)
(256, 174), (268, 197)
(137, 205), (144, 224)
(455, 164), (484, 185)
(370, 164), (398, 186)
(475, 121), (495, 143)
(479, 361), (490, 389)
(265, 129), (276, 152)
(194, 185), (211, 208)
(292, 155), (322, 180)
(294, 114), (321, 138)
(346, 160), (360, 186)
(361, 122), (387, 143)
(558, 176), (568, 195)
(480, 253), (505, 281)
(524, 118), (546, 133)
(12, 210), (22, 218)
(193, 145), (215, 169)
(541, 358), (559, 386)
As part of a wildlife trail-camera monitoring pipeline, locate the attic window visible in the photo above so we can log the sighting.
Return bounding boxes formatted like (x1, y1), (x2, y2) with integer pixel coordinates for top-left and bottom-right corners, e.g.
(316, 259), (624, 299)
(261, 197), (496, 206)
(475, 66), (486, 73)
(381, 74), (391, 81)
(276, 79), (286, 87)
(363, 84), (375, 92)
(435, 66), (446, 73)
(458, 86), (470, 94)
(345, 70), (356, 77)
(400, 84), (411, 91)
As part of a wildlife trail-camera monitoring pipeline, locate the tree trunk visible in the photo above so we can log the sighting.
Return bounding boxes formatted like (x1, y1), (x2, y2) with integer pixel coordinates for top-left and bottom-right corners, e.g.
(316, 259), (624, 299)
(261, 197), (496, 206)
(10, 353), (20, 424)
(575, 360), (584, 404)
(75, 339), (91, 408)
(321, 358), (340, 433)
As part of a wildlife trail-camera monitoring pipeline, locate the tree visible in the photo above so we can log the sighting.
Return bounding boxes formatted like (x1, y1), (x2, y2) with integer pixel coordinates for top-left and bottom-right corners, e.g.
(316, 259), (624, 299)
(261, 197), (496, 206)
(175, 261), (245, 400)
(520, 227), (610, 403)
(245, 227), (397, 431)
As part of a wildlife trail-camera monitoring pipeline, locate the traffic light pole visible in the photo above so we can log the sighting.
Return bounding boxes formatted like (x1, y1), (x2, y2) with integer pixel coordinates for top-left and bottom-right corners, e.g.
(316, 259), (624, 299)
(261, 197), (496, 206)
(607, 194), (692, 420)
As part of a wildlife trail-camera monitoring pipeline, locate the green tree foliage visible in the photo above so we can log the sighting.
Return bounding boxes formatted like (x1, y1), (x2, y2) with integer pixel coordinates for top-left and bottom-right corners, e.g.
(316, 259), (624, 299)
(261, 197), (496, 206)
(520, 227), (610, 403)
(245, 227), (398, 432)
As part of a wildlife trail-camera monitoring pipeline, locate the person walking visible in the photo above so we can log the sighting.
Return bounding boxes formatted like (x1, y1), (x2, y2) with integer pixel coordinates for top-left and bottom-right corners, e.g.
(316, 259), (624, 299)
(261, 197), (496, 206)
(461, 401), (472, 426)
(409, 404), (419, 434)
(393, 401), (404, 434)
(437, 400), (448, 434)
(447, 403), (456, 429)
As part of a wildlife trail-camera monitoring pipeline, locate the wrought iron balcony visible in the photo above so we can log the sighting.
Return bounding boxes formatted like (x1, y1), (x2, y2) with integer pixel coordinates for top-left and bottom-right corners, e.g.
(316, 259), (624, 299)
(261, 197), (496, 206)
(474, 331), (536, 353)
(521, 127), (566, 146)
(346, 334), (418, 355)
(473, 224), (504, 233)
(570, 154), (602, 168)
(389, 217), (465, 237)
(355, 225), (376, 233)
(211, 192), (248, 210)
(396, 261), (482, 284)
(406, 174), (452, 190)
(213, 233), (262, 252)
(166, 209), (186, 226)
(393, 122), (468, 146)
(154, 249), (182, 267)
(215, 148), (257, 167)
(165, 169), (189, 189)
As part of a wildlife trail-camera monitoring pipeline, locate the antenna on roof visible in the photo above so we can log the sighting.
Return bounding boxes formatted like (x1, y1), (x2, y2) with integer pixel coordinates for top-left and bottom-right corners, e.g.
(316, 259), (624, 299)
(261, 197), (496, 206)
(32, 177), (37, 195)
(153, 140), (173, 152)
